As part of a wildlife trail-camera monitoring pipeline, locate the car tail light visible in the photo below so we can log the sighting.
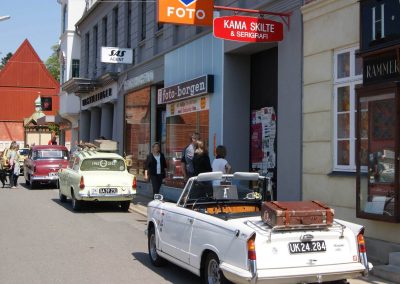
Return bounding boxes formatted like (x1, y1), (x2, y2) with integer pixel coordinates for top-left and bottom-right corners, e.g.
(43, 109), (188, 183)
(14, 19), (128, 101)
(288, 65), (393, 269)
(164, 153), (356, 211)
(247, 235), (256, 261)
(247, 234), (257, 277)
(358, 233), (366, 253)
(79, 176), (85, 190)
(132, 176), (137, 190)
(33, 165), (36, 173)
(357, 229), (369, 274)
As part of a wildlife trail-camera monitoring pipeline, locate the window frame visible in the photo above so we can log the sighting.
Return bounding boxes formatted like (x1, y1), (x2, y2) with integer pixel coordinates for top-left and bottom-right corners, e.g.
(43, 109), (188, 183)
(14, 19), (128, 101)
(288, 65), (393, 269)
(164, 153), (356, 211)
(333, 46), (363, 172)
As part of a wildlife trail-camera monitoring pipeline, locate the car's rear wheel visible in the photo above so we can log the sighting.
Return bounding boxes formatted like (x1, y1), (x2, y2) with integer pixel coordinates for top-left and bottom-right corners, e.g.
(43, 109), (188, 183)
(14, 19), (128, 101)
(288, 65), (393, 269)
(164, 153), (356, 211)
(148, 226), (166, 267)
(71, 191), (82, 211)
(120, 201), (131, 212)
(29, 178), (36, 189)
(59, 190), (67, 203)
(202, 252), (229, 284)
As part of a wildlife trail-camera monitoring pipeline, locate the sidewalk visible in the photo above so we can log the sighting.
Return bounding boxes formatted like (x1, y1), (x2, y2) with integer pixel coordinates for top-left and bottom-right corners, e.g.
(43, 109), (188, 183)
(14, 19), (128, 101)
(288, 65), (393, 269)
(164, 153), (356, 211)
(129, 194), (393, 284)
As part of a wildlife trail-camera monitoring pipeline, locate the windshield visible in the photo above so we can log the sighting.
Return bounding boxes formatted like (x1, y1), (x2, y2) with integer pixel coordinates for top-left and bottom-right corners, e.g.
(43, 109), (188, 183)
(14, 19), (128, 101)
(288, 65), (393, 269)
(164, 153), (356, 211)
(80, 158), (126, 171)
(19, 149), (29, 156)
(33, 150), (69, 160)
(184, 176), (270, 204)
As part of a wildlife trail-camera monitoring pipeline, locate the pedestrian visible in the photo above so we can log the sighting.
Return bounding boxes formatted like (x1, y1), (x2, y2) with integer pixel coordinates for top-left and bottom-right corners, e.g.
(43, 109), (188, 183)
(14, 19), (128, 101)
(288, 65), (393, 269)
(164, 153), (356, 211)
(181, 132), (200, 180)
(212, 145), (232, 174)
(145, 142), (167, 196)
(193, 140), (212, 176)
(11, 145), (20, 188)
(48, 136), (57, 145)
(7, 143), (17, 186)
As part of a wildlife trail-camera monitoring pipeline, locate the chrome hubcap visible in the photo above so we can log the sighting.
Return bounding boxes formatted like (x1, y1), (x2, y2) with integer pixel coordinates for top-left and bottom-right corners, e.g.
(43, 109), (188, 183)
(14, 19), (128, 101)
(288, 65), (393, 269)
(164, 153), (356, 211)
(207, 258), (220, 284)
(150, 233), (157, 260)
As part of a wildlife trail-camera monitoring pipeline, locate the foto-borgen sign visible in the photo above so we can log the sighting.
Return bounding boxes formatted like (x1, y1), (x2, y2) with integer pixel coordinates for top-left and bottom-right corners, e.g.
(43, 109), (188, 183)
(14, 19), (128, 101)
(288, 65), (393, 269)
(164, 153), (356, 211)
(157, 75), (214, 104)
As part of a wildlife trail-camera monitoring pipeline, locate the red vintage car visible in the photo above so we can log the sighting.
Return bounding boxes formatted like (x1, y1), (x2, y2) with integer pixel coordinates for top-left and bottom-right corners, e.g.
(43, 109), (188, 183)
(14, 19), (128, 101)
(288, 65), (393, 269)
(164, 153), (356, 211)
(23, 145), (69, 189)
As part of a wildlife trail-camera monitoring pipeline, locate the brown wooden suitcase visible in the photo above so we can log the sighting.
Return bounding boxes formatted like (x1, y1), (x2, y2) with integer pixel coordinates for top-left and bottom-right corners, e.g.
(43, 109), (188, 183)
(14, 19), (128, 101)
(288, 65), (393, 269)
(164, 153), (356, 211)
(261, 200), (334, 229)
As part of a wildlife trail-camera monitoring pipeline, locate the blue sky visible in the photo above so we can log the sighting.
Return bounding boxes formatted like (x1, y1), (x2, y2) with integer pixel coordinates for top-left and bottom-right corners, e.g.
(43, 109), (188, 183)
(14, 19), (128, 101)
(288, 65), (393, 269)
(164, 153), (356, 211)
(0, 0), (60, 62)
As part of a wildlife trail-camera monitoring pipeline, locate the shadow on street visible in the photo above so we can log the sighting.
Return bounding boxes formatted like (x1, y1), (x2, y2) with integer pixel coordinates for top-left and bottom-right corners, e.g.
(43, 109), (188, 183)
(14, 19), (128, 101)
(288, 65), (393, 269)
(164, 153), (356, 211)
(51, 198), (131, 214)
(132, 252), (201, 284)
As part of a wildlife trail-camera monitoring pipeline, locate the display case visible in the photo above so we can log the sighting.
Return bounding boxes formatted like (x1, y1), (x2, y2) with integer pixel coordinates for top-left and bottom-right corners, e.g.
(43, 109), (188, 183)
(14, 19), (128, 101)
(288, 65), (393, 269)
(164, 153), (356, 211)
(356, 82), (400, 222)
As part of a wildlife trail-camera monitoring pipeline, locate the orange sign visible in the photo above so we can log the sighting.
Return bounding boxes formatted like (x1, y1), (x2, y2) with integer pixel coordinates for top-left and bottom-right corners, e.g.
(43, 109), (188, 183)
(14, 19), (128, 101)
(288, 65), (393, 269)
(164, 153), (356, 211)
(158, 0), (214, 26)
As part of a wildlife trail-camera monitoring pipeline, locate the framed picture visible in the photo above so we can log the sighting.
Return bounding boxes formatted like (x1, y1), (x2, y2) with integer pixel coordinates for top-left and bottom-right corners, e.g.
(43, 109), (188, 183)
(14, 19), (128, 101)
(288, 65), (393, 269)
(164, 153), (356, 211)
(41, 97), (53, 111)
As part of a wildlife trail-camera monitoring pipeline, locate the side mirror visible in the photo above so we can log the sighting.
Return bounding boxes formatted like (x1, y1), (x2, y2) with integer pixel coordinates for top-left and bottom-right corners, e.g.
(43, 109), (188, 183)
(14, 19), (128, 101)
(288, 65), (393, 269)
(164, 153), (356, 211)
(154, 194), (164, 201)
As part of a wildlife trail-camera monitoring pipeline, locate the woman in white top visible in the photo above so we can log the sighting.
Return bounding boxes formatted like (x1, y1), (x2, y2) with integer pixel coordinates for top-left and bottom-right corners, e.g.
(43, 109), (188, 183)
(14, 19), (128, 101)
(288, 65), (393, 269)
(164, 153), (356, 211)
(212, 145), (232, 174)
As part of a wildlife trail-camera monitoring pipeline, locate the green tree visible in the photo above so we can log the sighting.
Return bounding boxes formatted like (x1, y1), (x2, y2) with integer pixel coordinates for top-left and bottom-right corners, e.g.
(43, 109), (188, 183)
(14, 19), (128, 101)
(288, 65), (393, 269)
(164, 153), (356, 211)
(0, 52), (13, 70)
(45, 44), (60, 82)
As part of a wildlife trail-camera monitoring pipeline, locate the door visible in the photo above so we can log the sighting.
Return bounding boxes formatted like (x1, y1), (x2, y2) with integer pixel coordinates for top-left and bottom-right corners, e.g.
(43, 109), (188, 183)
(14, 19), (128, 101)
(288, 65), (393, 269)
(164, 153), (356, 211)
(159, 205), (196, 264)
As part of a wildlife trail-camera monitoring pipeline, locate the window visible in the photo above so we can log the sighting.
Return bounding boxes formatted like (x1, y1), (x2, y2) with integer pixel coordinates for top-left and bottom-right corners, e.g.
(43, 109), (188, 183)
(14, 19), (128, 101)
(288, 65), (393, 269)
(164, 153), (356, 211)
(126, 2), (132, 48)
(102, 16), (108, 46)
(85, 33), (90, 75)
(333, 47), (362, 171)
(72, 59), (80, 78)
(93, 25), (98, 72)
(140, 0), (147, 41)
(113, 7), (118, 46)
(80, 159), (126, 171)
(62, 5), (68, 33)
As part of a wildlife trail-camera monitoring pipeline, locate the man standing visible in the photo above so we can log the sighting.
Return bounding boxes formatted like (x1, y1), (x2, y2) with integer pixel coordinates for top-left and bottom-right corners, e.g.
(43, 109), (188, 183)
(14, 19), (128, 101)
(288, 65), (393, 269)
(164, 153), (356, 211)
(181, 132), (200, 180)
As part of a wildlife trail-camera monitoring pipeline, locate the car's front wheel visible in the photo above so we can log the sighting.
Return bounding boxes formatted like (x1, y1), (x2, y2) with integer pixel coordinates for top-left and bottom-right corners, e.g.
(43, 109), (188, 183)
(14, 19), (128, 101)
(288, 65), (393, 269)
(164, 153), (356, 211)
(202, 252), (229, 284)
(71, 192), (82, 211)
(148, 226), (166, 267)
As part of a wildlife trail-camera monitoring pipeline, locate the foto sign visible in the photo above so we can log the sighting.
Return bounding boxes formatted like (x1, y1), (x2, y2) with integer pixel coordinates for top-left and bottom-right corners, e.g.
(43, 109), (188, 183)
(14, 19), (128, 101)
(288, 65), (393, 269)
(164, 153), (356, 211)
(158, 0), (213, 26)
(101, 47), (133, 64)
(213, 15), (283, 42)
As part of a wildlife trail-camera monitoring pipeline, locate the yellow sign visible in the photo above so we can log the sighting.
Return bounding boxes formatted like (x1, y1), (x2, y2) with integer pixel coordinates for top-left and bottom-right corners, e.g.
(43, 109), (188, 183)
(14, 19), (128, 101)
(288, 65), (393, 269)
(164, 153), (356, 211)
(158, 0), (214, 26)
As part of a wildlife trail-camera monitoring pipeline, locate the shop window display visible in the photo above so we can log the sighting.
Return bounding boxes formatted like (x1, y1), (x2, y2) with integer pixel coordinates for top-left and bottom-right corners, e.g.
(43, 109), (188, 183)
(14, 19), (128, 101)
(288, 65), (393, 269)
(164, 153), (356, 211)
(163, 110), (209, 187)
(357, 93), (397, 220)
(125, 87), (151, 181)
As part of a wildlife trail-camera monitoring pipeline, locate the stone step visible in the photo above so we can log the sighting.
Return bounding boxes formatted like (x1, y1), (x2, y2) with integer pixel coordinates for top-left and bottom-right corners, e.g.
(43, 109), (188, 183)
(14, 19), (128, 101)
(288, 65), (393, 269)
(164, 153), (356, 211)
(389, 252), (400, 267)
(372, 264), (400, 283)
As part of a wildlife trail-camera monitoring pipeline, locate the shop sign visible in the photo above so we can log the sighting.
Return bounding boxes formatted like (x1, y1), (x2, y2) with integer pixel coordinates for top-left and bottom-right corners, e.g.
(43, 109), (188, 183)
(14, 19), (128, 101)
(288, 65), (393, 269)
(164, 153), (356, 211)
(158, 0), (213, 26)
(157, 75), (213, 104)
(81, 84), (118, 110)
(213, 16), (283, 43)
(360, 0), (400, 52)
(166, 95), (209, 117)
(124, 71), (154, 91)
(363, 53), (400, 84)
(101, 47), (133, 64)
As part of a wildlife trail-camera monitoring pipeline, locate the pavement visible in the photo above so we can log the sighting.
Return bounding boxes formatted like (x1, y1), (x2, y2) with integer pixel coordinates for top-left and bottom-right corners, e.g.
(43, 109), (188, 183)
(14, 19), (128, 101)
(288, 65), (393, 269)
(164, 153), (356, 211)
(129, 194), (394, 284)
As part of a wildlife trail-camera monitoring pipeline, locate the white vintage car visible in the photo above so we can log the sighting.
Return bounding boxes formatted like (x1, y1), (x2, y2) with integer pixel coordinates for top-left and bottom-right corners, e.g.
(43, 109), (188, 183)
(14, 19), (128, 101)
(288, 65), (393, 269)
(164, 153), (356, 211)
(146, 172), (371, 284)
(58, 149), (136, 211)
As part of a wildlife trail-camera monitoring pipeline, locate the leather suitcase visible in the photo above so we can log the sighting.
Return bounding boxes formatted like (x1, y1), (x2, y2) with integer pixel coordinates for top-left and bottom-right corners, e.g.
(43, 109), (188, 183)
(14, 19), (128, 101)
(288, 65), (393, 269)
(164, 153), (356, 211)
(261, 200), (334, 229)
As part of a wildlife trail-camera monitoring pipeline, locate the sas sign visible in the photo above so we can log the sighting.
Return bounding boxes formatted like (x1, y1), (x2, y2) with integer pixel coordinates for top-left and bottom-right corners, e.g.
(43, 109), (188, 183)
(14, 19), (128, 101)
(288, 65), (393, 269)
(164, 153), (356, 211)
(213, 16), (283, 43)
(158, 0), (213, 26)
(101, 47), (133, 64)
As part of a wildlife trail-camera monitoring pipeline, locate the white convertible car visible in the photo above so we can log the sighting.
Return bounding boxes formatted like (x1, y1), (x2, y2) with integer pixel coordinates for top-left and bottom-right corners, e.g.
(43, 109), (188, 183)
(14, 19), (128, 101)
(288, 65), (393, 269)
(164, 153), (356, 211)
(146, 172), (371, 284)
(58, 149), (136, 211)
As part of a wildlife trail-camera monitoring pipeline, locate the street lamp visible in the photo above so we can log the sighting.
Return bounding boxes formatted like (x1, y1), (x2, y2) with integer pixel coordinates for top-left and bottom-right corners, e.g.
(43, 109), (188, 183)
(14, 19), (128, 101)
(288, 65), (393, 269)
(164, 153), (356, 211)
(0, 15), (11, 22)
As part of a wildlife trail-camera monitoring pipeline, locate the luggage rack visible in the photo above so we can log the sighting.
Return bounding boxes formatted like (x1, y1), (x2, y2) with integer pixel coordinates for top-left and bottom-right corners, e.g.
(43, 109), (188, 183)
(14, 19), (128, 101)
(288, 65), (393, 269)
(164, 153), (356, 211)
(246, 219), (346, 242)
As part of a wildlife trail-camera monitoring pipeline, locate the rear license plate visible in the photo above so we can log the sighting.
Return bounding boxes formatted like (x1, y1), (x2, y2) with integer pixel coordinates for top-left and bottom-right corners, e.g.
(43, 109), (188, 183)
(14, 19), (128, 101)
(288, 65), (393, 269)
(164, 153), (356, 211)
(49, 172), (58, 177)
(99, 188), (117, 194)
(288, 241), (326, 254)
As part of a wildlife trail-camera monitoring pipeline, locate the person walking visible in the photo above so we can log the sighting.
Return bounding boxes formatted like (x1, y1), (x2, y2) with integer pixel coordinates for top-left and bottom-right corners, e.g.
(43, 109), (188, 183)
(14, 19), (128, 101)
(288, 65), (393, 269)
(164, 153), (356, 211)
(181, 132), (200, 180)
(193, 140), (212, 176)
(212, 145), (232, 174)
(145, 142), (167, 196)
(11, 145), (20, 188)
(7, 143), (17, 186)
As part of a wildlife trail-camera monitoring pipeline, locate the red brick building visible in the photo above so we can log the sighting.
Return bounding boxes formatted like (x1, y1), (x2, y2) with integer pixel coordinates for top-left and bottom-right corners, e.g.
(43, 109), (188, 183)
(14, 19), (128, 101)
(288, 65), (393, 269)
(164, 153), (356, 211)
(0, 39), (60, 150)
